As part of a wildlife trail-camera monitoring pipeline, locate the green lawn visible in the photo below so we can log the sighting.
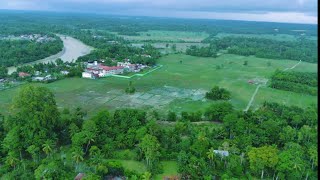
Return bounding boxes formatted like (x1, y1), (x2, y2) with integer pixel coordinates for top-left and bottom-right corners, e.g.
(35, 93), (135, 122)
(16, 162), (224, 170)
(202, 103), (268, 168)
(108, 159), (178, 179)
(0, 54), (317, 116)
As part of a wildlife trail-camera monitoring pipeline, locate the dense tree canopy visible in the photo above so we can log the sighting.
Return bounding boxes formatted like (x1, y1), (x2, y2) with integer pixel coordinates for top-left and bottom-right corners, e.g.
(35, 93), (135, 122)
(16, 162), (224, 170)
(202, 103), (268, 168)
(0, 35), (63, 67)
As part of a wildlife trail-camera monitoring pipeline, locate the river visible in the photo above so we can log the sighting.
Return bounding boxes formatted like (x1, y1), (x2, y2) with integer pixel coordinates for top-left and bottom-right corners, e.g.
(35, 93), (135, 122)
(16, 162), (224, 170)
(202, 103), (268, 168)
(7, 35), (94, 74)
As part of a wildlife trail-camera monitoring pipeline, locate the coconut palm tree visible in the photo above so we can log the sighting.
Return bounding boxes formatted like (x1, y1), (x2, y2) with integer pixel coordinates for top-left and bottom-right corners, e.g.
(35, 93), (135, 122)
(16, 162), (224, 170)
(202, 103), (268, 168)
(142, 172), (152, 180)
(206, 147), (215, 166)
(72, 149), (84, 171)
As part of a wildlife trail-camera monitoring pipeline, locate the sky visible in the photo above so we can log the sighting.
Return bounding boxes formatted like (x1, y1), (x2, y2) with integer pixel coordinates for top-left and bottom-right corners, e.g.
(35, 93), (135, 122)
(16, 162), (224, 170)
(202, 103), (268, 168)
(0, 0), (318, 24)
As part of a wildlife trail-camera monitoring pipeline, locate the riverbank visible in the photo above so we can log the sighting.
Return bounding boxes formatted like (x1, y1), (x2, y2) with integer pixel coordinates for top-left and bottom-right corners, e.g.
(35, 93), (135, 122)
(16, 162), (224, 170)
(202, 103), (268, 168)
(7, 35), (93, 74)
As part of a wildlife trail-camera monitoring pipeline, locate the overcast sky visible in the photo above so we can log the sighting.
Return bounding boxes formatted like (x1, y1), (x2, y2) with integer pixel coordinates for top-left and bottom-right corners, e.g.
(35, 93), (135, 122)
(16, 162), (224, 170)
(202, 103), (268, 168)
(0, 0), (317, 24)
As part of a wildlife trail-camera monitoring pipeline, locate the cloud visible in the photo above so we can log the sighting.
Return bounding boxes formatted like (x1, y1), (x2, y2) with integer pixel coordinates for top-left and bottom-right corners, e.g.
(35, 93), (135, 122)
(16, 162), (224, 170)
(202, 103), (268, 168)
(0, 0), (317, 24)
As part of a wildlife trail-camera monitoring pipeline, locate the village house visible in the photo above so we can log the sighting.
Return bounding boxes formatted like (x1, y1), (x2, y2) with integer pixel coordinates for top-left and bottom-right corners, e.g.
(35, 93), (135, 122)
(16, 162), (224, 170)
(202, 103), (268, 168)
(60, 70), (70, 75)
(18, 72), (31, 78)
(213, 150), (229, 157)
(82, 59), (148, 79)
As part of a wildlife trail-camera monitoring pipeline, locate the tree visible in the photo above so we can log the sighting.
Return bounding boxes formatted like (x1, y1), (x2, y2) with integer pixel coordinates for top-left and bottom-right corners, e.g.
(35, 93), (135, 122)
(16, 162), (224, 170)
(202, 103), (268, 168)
(0, 66), (8, 78)
(206, 147), (216, 166)
(204, 102), (233, 121)
(172, 44), (177, 51)
(142, 171), (152, 180)
(139, 134), (161, 169)
(167, 111), (177, 122)
(125, 81), (136, 94)
(72, 148), (84, 171)
(42, 140), (55, 156)
(248, 145), (279, 179)
(205, 86), (231, 100)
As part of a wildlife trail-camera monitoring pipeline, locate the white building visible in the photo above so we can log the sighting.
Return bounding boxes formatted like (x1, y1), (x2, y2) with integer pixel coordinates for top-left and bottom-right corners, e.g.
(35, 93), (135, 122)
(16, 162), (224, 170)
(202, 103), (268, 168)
(82, 72), (94, 79)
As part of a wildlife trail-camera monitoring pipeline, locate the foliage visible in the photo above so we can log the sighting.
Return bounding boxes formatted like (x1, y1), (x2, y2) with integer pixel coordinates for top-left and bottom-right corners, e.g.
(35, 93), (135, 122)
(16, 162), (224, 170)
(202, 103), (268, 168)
(205, 86), (231, 100)
(0, 35), (63, 67)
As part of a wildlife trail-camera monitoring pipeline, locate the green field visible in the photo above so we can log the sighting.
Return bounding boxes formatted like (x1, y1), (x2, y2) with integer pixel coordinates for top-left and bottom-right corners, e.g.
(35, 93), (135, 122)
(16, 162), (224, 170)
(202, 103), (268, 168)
(108, 160), (178, 179)
(0, 54), (317, 116)
(215, 33), (317, 41)
(115, 30), (209, 42)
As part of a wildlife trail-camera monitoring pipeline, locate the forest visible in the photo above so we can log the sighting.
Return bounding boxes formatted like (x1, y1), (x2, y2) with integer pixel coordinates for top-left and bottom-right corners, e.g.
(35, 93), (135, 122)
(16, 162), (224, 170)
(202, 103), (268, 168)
(0, 85), (317, 179)
(0, 35), (63, 67)
(186, 45), (218, 57)
(270, 70), (318, 96)
(187, 37), (317, 63)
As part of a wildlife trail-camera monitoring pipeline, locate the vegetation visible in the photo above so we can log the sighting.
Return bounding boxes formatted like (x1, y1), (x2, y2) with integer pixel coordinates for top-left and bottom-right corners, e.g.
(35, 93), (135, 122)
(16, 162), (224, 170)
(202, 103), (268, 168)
(0, 86), (317, 179)
(0, 11), (318, 179)
(205, 86), (231, 100)
(270, 70), (318, 96)
(125, 81), (136, 94)
(186, 45), (218, 57)
(0, 35), (63, 67)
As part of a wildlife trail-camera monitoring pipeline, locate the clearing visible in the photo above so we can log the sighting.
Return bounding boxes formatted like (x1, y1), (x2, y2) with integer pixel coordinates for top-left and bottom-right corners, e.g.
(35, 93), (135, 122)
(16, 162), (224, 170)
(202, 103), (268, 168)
(0, 54), (317, 116)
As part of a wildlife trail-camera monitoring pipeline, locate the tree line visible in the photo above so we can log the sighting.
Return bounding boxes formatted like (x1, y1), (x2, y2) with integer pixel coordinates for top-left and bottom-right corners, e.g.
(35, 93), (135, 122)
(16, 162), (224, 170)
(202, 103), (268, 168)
(0, 35), (63, 67)
(187, 36), (317, 63)
(0, 85), (317, 179)
(270, 70), (318, 96)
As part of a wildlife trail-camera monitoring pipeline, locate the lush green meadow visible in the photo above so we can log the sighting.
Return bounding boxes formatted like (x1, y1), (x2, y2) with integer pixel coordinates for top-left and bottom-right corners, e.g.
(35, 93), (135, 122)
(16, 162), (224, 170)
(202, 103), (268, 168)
(0, 54), (317, 116)
(215, 33), (317, 41)
(115, 30), (209, 42)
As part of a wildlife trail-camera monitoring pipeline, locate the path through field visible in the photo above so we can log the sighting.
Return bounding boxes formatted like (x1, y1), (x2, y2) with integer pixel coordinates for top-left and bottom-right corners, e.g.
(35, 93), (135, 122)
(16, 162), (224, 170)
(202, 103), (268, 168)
(244, 84), (261, 112)
(244, 59), (302, 111)
(283, 60), (301, 71)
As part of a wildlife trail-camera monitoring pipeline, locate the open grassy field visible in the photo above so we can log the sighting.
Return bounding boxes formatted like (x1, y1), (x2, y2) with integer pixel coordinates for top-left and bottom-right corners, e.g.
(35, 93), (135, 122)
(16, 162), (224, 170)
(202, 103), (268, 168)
(132, 42), (210, 54)
(108, 159), (178, 179)
(115, 30), (209, 42)
(0, 54), (317, 116)
(215, 33), (317, 41)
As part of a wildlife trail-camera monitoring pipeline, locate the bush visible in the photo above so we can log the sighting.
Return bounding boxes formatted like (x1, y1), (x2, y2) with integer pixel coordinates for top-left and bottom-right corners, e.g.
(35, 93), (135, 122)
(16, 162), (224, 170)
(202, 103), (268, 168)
(205, 86), (231, 100)
(167, 111), (177, 122)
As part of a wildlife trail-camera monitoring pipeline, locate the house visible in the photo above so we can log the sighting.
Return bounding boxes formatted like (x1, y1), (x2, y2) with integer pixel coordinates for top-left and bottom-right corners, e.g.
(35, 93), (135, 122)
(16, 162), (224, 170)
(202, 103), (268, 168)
(18, 72), (31, 78)
(35, 71), (41, 76)
(60, 70), (70, 75)
(213, 150), (229, 157)
(142, 54), (152, 58)
(117, 62), (132, 67)
(74, 173), (85, 180)
(32, 77), (45, 81)
(82, 72), (94, 79)
(99, 65), (124, 77)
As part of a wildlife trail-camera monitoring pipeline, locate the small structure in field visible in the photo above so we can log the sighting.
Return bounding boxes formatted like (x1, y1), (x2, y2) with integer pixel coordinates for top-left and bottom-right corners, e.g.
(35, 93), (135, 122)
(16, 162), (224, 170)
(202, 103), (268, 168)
(74, 173), (85, 180)
(18, 72), (31, 78)
(247, 78), (268, 85)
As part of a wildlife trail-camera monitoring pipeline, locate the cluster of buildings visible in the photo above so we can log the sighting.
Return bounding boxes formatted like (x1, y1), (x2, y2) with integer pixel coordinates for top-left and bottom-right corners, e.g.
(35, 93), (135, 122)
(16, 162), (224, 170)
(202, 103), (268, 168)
(82, 60), (148, 79)
(0, 34), (55, 43)
(17, 70), (70, 82)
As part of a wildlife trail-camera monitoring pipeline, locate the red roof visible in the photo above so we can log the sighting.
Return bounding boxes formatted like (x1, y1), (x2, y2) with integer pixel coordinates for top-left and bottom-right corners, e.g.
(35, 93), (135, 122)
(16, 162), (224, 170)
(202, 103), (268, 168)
(100, 65), (124, 71)
(18, 72), (30, 77)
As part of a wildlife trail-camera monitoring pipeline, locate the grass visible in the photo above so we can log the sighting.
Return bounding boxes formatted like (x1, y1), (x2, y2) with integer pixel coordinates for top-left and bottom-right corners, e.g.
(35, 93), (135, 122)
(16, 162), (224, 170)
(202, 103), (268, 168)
(107, 159), (178, 179)
(114, 30), (209, 42)
(155, 161), (179, 180)
(215, 33), (317, 41)
(0, 54), (317, 116)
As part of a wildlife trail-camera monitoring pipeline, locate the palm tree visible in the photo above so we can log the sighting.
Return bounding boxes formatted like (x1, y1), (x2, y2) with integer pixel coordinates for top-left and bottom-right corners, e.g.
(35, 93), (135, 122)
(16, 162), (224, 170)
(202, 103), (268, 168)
(72, 149), (84, 171)
(42, 141), (54, 156)
(84, 132), (96, 154)
(6, 152), (19, 170)
(206, 147), (215, 166)
(142, 172), (152, 180)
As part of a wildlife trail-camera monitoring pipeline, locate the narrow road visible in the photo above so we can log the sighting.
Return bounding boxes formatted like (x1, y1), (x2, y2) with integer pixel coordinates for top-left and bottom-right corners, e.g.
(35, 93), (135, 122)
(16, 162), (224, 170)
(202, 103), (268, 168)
(283, 60), (301, 71)
(244, 84), (261, 112)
